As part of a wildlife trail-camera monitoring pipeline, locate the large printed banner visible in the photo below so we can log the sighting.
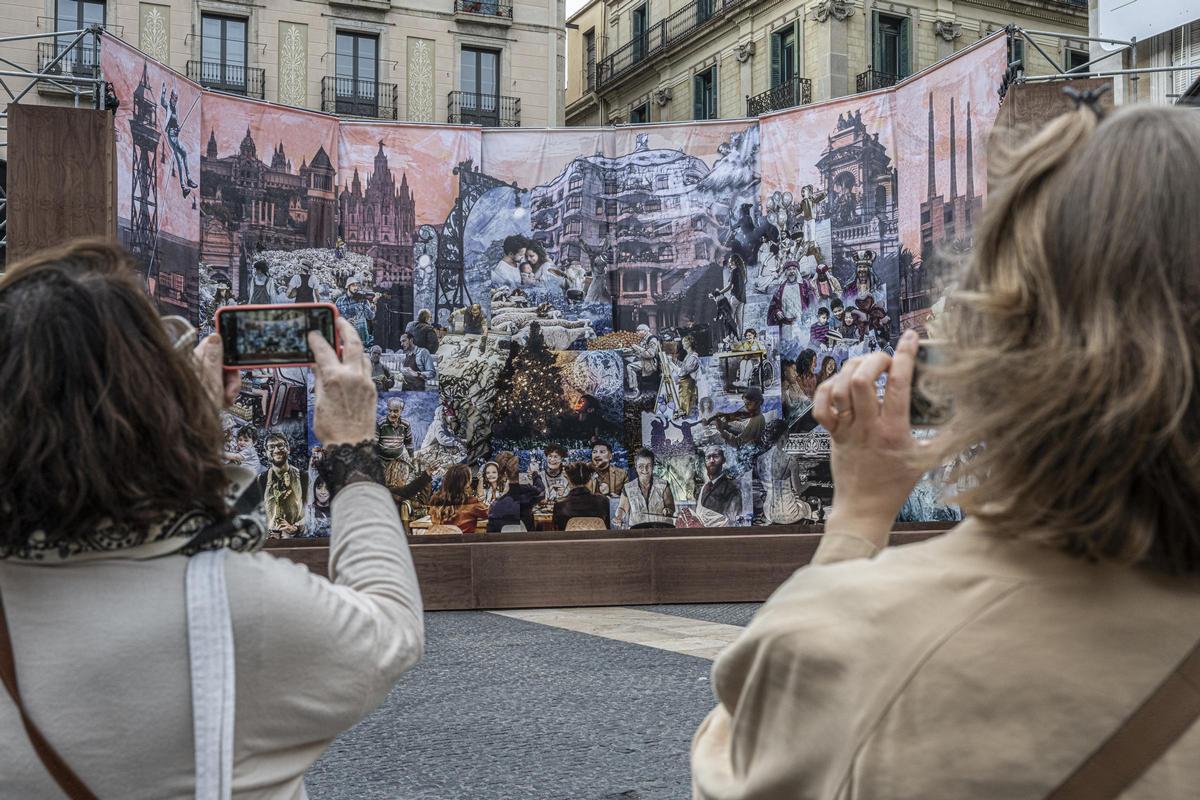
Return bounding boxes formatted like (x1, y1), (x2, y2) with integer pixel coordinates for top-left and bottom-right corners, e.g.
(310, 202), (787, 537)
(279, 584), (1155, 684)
(102, 33), (1009, 537)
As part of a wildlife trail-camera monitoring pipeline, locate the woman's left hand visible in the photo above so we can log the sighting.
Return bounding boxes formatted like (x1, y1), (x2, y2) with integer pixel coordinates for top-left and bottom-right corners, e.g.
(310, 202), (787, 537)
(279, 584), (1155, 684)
(194, 334), (242, 410)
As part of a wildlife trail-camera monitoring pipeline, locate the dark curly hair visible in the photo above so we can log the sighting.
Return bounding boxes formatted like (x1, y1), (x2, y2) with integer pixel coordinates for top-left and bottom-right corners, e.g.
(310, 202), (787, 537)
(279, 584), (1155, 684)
(0, 239), (230, 555)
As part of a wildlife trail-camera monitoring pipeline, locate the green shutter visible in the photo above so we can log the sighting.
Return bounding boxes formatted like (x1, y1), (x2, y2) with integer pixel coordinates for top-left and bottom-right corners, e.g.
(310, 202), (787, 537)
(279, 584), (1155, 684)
(793, 20), (801, 80)
(770, 30), (782, 88)
(693, 74), (704, 119)
(899, 16), (911, 77)
(871, 12), (882, 72)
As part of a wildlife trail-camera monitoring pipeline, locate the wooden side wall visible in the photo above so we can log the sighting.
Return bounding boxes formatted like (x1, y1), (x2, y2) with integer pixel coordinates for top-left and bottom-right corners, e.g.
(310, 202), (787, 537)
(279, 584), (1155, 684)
(6, 105), (115, 262)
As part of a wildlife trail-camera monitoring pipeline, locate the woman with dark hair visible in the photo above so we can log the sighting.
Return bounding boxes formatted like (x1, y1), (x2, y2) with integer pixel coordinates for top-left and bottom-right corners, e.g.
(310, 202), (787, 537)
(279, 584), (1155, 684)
(476, 461), (507, 506)
(0, 240), (423, 797)
(815, 354), (838, 386)
(694, 105), (1200, 798)
(523, 239), (555, 287)
(429, 464), (490, 533)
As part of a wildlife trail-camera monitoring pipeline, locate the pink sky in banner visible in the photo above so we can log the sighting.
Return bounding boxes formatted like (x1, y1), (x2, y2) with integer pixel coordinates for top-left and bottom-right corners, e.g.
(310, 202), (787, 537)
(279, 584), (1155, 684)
(759, 91), (895, 203)
(893, 36), (1008, 255)
(339, 124), (482, 226)
(610, 119), (759, 168)
(103, 36), (201, 243)
(202, 93), (338, 183)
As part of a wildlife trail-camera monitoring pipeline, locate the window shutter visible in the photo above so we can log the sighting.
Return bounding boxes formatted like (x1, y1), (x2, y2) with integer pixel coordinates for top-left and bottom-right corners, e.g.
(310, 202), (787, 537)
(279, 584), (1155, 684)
(899, 16), (911, 77)
(871, 12), (882, 71)
(770, 30), (782, 88)
(1174, 23), (1200, 96)
(793, 20), (802, 79)
(693, 74), (704, 119)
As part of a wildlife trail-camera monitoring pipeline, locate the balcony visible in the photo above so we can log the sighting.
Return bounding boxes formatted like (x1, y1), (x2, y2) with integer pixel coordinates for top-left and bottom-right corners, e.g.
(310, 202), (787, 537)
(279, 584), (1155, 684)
(856, 67), (898, 93)
(596, 0), (753, 90)
(37, 39), (101, 84)
(321, 76), (398, 119)
(186, 61), (265, 99)
(453, 0), (513, 21)
(746, 76), (812, 116)
(448, 91), (520, 127)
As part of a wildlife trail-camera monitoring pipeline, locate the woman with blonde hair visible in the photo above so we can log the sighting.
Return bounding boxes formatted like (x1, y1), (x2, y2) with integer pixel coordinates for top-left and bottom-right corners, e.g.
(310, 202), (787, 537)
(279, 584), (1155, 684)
(693, 102), (1200, 798)
(429, 464), (490, 534)
(476, 461), (507, 505)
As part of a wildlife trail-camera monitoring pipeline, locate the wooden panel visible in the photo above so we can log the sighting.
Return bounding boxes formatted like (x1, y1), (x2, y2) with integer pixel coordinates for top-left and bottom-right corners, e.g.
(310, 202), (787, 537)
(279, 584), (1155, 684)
(990, 78), (1115, 160)
(472, 539), (655, 609)
(651, 535), (821, 604)
(412, 544), (474, 611)
(7, 105), (115, 261)
(269, 529), (952, 611)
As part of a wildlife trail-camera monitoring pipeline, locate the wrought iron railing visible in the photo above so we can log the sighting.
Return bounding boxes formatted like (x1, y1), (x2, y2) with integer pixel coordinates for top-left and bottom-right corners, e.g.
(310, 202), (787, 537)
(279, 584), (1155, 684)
(596, 0), (753, 89)
(856, 67), (898, 93)
(746, 76), (812, 116)
(186, 61), (265, 99)
(37, 40), (101, 80)
(321, 76), (398, 119)
(448, 90), (520, 127)
(453, 0), (513, 20)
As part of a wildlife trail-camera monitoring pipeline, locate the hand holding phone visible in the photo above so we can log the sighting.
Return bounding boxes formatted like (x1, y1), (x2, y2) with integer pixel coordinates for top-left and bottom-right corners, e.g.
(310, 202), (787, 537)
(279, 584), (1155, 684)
(909, 342), (949, 427)
(215, 303), (339, 369)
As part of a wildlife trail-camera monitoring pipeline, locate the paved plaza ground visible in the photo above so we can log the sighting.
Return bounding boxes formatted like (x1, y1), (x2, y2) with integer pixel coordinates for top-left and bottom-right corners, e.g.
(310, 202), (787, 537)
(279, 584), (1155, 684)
(304, 604), (762, 800)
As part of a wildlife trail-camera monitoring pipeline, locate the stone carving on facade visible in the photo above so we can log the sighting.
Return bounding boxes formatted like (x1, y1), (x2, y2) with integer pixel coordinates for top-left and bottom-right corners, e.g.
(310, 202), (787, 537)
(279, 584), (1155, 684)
(735, 40), (756, 63)
(139, 5), (169, 63)
(408, 38), (435, 123)
(277, 24), (307, 108)
(934, 19), (963, 42)
(813, 0), (853, 23)
(654, 87), (673, 107)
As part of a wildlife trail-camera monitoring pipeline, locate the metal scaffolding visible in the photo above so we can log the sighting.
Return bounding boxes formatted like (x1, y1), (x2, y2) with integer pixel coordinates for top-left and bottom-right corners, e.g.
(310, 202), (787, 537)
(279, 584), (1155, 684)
(0, 25), (107, 263)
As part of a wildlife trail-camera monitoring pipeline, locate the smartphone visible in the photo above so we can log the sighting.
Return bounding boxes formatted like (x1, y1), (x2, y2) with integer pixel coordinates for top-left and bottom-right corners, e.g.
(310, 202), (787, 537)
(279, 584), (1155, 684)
(216, 303), (339, 369)
(910, 341), (949, 427)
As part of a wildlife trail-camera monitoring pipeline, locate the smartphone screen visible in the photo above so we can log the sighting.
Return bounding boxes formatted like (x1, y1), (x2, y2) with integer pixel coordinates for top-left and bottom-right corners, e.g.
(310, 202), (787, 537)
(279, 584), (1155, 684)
(218, 304), (336, 368)
(910, 342), (949, 427)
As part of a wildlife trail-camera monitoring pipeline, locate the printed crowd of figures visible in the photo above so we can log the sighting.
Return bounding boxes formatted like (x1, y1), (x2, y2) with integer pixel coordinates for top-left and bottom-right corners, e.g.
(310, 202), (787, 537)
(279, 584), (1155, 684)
(198, 143), (950, 538)
(104, 34), (1009, 536)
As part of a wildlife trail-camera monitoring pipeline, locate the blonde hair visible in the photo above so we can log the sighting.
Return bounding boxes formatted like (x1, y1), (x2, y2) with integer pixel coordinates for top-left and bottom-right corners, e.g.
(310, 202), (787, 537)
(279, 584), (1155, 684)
(927, 104), (1200, 571)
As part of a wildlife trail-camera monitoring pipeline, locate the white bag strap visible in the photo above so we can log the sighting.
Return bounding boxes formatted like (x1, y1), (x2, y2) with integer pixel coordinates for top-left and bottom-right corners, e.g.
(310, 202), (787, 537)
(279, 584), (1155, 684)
(186, 550), (235, 800)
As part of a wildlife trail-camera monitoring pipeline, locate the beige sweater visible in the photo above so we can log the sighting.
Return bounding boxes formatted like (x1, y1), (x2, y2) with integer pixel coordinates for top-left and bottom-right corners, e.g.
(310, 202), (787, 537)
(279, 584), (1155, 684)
(0, 482), (423, 799)
(693, 520), (1200, 800)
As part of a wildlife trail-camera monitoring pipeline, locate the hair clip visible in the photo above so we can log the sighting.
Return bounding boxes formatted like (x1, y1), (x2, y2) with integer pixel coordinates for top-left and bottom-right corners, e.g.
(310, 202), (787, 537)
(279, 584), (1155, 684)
(1062, 85), (1110, 119)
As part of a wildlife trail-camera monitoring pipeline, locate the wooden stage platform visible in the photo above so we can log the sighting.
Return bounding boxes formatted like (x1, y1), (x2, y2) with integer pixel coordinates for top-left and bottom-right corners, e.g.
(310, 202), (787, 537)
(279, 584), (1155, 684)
(267, 524), (950, 611)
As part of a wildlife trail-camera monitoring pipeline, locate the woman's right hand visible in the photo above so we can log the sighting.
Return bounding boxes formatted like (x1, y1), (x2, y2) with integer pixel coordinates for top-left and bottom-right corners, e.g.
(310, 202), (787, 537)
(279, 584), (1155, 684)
(309, 318), (377, 447)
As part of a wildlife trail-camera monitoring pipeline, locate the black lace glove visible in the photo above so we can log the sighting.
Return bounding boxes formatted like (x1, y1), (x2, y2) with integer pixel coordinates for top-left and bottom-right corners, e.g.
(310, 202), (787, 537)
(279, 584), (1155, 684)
(316, 440), (386, 498)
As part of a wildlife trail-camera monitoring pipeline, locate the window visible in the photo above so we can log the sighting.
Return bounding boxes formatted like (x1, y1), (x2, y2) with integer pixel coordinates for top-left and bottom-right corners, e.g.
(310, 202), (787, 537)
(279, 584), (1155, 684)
(335, 31), (379, 116)
(655, 175), (669, 190)
(623, 270), (647, 292)
(1009, 37), (1025, 76)
(872, 13), (910, 79)
(569, 173), (584, 192)
(694, 241), (709, 260)
(604, 179), (619, 195)
(1066, 48), (1090, 75)
(567, 195), (582, 211)
(697, 0), (715, 25)
(630, 102), (650, 124)
(201, 14), (248, 93)
(631, 4), (648, 63)
(565, 220), (583, 236)
(1174, 23), (1200, 97)
(771, 23), (798, 88)
(644, 198), (661, 213)
(54, 0), (105, 74)
(605, 200), (617, 216)
(693, 66), (717, 120)
(584, 28), (596, 91)
(595, 200), (604, 215)
(460, 47), (501, 124)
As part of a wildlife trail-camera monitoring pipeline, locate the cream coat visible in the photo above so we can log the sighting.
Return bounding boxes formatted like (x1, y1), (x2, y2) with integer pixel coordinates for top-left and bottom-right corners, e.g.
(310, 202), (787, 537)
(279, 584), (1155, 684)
(692, 520), (1200, 799)
(0, 483), (423, 799)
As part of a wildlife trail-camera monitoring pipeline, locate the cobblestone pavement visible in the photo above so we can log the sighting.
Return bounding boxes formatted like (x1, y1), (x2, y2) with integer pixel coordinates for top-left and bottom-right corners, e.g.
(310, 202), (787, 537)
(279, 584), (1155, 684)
(305, 605), (759, 800)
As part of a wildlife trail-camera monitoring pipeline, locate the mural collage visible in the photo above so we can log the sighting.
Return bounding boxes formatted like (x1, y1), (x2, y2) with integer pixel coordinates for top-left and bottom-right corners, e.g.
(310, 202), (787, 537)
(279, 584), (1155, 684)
(102, 33), (1008, 538)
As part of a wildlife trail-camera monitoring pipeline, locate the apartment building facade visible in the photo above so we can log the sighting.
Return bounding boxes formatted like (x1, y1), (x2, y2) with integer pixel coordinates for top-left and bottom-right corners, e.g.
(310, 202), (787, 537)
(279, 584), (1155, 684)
(1086, 1), (1200, 105)
(3, 0), (567, 126)
(566, 0), (1088, 126)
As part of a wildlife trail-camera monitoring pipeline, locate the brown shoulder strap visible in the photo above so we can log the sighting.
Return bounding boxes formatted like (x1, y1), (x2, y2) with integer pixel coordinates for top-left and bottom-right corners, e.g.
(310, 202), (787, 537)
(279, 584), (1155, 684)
(0, 592), (99, 800)
(1047, 639), (1200, 800)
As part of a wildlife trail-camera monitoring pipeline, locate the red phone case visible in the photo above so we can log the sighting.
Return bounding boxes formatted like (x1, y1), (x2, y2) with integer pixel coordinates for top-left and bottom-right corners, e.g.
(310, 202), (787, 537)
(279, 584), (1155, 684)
(214, 302), (341, 370)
